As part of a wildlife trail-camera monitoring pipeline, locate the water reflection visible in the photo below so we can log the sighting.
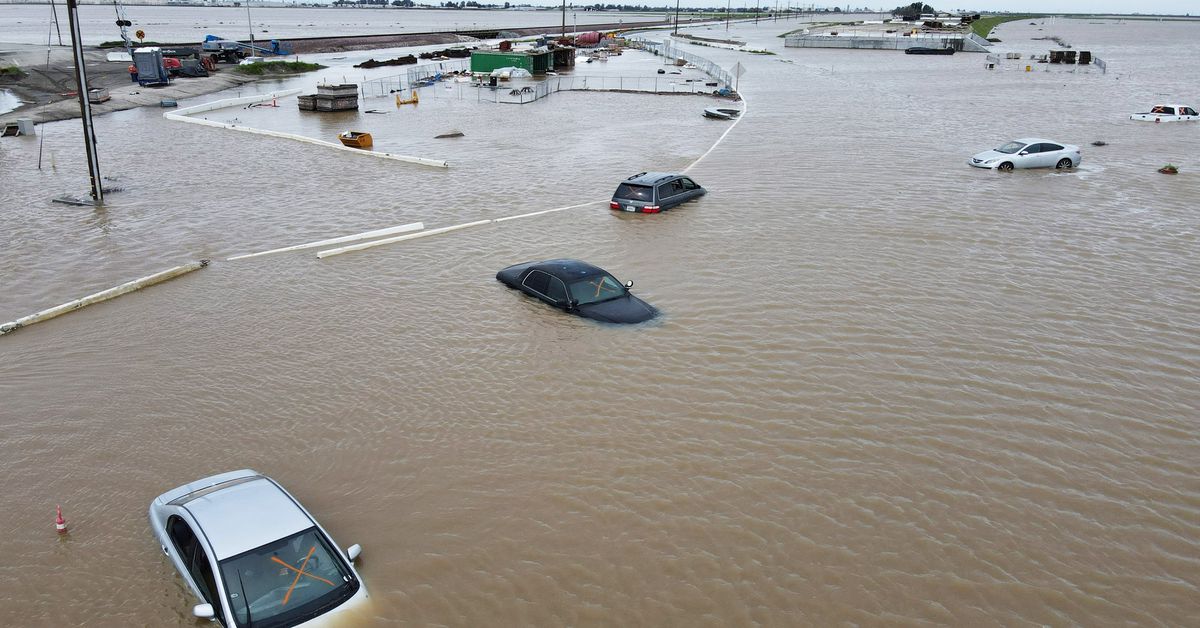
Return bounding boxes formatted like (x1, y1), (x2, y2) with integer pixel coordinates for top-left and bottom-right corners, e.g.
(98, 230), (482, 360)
(2, 15), (1200, 628)
(0, 89), (20, 115)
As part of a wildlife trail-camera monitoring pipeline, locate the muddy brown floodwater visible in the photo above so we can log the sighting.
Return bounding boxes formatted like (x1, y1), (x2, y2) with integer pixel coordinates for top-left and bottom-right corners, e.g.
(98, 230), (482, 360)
(1, 15), (1199, 627)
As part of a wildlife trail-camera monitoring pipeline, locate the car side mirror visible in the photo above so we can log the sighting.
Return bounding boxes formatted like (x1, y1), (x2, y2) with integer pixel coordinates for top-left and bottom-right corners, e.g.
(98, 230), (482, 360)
(624, 280), (634, 289)
(193, 603), (215, 619)
(567, 299), (579, 311)
(1018, 151), (1029, 155)
(346, 544), (362, 562)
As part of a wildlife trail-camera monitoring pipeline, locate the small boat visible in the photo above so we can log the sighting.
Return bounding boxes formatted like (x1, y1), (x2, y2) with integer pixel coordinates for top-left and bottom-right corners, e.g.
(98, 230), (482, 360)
(905, 47), (955, 55)
(338, 130), (372, 148)
(703, 107), (741, 120)
(1130, 105), (1198, 122)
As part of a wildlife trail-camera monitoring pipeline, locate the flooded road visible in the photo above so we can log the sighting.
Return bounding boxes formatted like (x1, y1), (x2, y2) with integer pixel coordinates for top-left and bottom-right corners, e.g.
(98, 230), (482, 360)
(2, 16), (1199, 626)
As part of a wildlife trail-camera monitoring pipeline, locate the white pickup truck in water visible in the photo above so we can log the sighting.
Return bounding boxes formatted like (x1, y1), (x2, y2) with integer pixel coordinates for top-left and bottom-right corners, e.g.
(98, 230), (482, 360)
(1130, 105), (1198, 122)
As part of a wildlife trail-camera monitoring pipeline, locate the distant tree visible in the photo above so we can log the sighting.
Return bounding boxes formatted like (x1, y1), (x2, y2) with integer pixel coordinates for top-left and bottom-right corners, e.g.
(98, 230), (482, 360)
(892, 2), (934, 20)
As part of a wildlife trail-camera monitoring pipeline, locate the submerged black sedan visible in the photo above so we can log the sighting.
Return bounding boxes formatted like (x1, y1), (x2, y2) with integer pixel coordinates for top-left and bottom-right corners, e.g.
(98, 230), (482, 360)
(496, 259), (658, 324)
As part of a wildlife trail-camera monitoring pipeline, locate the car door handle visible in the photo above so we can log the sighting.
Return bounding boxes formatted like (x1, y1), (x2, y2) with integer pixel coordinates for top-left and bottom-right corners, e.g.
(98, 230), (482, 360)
(161, 544), (170, 556)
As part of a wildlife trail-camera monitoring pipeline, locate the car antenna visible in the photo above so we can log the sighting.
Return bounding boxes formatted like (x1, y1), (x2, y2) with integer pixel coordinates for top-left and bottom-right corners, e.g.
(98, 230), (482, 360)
(237, 568), (253, 625)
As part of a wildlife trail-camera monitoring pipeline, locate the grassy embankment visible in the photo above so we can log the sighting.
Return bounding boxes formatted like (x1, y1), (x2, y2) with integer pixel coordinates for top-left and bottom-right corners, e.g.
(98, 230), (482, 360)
(971, 15), (1039, 38)
(232, 61), (326, 75)
(1, 66), (27, 81)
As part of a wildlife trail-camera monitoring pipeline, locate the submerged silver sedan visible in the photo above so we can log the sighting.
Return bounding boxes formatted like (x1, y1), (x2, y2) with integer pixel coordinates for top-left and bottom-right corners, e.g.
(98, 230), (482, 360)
(968, 138), (1081, 171)
(150, 470), (368, 627)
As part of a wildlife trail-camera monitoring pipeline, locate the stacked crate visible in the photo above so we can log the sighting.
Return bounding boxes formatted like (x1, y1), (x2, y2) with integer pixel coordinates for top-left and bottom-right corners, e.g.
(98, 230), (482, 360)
(297, 84), (359, 112)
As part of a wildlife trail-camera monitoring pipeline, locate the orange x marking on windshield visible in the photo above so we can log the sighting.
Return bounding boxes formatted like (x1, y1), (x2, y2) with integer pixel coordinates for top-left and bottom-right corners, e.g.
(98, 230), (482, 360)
(274, 548), (334, 605)
(589, 279), (617, 298)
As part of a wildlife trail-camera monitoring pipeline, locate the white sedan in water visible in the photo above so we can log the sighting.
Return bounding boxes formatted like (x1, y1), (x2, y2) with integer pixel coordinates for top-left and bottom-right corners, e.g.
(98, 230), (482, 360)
(968, 138), (1082, 171)
(150, 470), (368, 627)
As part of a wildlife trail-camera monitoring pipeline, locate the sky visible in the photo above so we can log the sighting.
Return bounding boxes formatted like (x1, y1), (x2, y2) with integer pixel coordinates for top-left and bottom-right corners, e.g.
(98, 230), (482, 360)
(505, 1), (1197, 14)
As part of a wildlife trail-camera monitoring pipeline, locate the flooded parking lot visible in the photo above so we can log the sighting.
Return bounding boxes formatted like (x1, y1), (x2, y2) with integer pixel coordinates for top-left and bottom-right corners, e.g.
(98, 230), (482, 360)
(1, 15), (1198, 626)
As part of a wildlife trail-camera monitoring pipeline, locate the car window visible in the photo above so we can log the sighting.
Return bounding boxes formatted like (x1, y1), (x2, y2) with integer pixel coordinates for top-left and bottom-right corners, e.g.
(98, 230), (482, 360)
(522, 270), (551, 296)
(219, 527), (358, 628)
(613, 183), (652, 201)
(659, 180), (685, 198)
(168, 516), (222, 615)
(995, 141), (1026, 154)
(681, 178), (698, 190)
(1023, 143), (1043, 153)
(1183, 108), (1197, 116)
(1041, 143), (1063, 152)
(569, 274), (625, 305)
(546, 277), (567, 303)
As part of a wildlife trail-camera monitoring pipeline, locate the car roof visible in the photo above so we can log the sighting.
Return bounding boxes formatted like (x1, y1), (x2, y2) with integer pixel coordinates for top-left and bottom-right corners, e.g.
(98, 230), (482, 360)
(530, 259), (609, 281)
(1012, 137), (1066, 145)
(622, 172), (684, 185)
(183, 476), (314, 560)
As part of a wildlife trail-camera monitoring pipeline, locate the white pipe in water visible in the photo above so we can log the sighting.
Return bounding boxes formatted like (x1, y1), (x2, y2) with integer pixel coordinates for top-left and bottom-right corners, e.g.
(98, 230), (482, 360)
(1, 261), (208, 336)
(227, 222), (424, 261)
(317, 221), (492, 259)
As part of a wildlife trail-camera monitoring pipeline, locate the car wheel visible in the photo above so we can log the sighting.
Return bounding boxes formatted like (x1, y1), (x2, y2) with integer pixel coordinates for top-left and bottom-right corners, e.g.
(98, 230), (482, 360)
(1056, 158), (1073, 169)
(997, 162), (1014, 172)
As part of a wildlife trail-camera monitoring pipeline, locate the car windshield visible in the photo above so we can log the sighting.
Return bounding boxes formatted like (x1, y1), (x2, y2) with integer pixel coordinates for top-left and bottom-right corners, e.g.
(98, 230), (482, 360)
(614, 183), (653, 201)
(994, 141), (1027, 154)
(219, 527), (357, 628)
(569, 274), (626, 305)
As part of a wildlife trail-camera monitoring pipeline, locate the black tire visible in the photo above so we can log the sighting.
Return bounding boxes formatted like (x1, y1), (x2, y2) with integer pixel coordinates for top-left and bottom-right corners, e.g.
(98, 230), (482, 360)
(998, 162), (1014, 172)
(1056, 158), (1073, 169)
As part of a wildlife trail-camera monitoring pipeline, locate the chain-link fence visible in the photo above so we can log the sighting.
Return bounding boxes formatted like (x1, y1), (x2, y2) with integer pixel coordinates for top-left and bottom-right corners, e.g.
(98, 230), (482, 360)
(625, 36), (733, 88)
(360, 59), (471, 98)
(356, 42), (731, 105)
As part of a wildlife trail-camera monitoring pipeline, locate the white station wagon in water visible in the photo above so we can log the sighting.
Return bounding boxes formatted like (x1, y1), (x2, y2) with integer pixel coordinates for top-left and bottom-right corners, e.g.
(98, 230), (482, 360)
(1129, 104), (1198, 122)
(150, 470), (368, 627)
(969, 138), (1081, 171)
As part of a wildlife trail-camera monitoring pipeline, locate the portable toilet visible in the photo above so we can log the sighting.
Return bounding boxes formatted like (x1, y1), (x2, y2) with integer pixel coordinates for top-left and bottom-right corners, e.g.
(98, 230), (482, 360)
(133, 47), (170, 86)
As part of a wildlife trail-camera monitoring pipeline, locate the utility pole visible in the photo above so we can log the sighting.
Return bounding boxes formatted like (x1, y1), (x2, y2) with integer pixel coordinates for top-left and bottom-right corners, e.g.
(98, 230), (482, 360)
(246, 0), (255, 55)
(113, 0), (132, 59)
(726, 0), (730, 30)
(673, 0), (680, 35)
(48, 0), (64, 46)
(65, 0), (103, 202)
(561, 0), (566, 38)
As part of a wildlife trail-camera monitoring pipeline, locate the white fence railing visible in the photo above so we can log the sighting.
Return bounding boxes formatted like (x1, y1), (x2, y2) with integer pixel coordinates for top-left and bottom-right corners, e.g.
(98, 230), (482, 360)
(357, 42), (733, 105)
(625, 36), (733, 88)
(357, 73), (724, 106)
(360, 60), (471, 98)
